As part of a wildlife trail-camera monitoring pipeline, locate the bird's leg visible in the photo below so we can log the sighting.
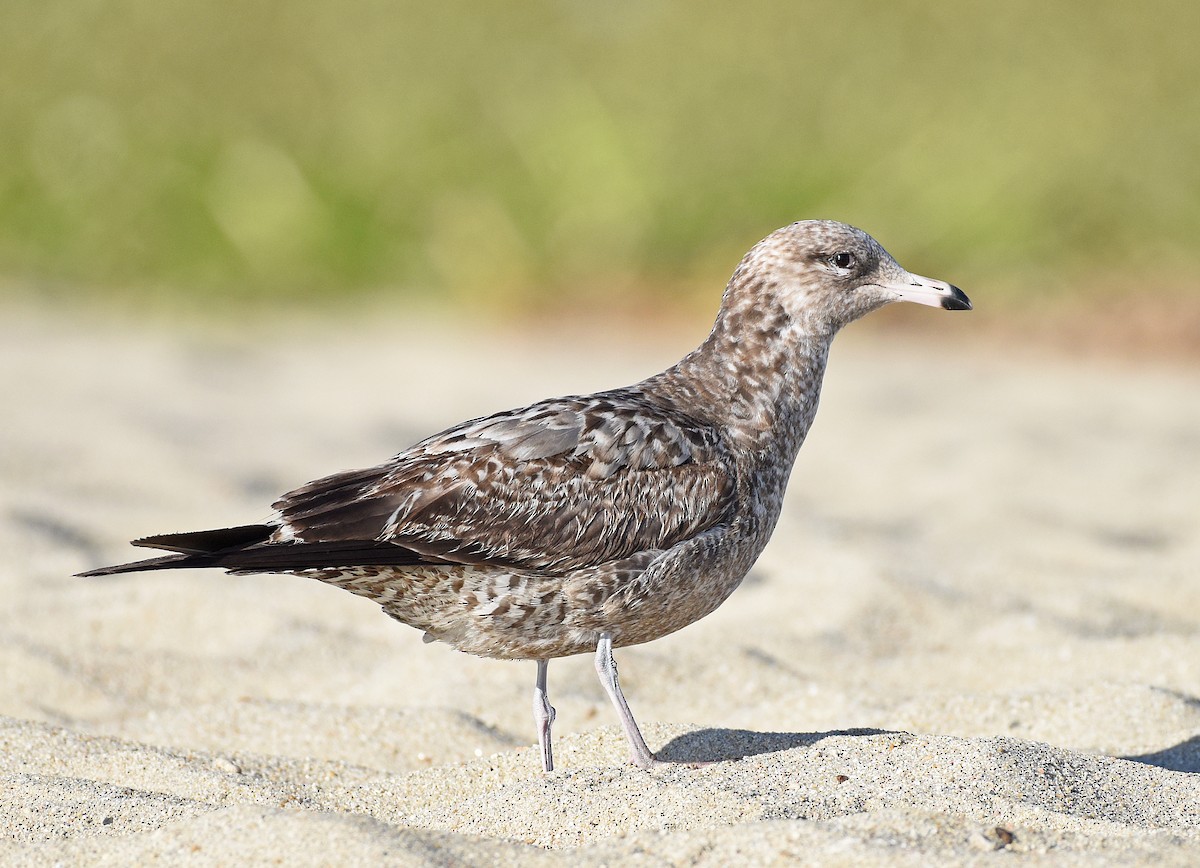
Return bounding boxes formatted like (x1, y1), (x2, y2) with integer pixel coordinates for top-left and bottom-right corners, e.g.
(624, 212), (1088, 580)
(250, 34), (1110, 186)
(533, 658), (555, 772)
(594, 631), (660, 769)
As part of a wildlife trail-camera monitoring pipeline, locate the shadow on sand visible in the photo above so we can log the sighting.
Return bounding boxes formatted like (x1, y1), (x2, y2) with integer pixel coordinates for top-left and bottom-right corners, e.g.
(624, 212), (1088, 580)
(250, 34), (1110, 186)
(1122, 736), (1200, 774)
(656, 727), (901, 764)
(658, 727), (1200, 775)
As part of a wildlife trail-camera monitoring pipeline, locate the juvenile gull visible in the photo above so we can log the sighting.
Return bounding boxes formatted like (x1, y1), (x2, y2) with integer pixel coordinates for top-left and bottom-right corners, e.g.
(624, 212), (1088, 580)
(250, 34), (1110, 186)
(80, 220), (970, 771)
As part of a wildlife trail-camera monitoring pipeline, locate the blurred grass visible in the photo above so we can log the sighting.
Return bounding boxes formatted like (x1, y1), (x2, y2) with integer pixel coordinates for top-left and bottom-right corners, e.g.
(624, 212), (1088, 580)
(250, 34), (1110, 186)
(2, 0), (1198, 311)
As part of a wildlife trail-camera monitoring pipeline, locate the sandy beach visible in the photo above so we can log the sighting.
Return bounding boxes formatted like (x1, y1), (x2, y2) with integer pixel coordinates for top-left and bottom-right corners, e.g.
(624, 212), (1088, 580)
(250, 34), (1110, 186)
(2, 306), (1198, 865)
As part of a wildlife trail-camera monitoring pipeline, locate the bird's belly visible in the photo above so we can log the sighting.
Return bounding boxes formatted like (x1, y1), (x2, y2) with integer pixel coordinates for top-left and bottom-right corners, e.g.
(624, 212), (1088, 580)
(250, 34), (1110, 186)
(287, 530), (759, 661)
(289, 563), (596, 659)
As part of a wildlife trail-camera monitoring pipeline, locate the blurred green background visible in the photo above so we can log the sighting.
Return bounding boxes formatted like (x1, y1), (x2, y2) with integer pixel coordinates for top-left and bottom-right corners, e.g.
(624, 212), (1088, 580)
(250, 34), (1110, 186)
(3, 0), (1198, 313)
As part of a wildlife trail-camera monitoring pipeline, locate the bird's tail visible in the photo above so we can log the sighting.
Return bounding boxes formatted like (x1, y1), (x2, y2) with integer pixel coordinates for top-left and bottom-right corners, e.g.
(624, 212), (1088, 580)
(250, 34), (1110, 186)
(77, 524), (273, 577)
(77, 523), (434, 577)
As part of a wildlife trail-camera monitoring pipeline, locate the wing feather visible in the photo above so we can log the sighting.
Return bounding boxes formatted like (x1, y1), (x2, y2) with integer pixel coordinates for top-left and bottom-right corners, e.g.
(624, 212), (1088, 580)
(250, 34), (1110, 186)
(273, 390), (735, 571)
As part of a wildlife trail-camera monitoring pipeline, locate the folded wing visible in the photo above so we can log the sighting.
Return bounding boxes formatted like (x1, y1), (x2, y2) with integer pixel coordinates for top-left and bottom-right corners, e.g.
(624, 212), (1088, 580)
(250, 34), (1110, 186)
(273, 390), (737, 572)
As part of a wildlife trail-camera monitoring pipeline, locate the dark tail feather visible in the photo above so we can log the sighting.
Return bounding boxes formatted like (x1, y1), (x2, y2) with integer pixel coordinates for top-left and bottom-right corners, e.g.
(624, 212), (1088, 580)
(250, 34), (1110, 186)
(78, 552), (216, 577)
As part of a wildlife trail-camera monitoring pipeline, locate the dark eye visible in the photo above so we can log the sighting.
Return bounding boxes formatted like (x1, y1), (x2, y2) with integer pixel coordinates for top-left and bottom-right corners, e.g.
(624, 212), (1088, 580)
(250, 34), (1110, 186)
(831, 252), (855, 270)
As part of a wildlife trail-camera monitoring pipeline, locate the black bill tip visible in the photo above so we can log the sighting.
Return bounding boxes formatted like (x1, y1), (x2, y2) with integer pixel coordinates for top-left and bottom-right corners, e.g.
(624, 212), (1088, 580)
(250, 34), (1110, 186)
(942, 285), (972, 311)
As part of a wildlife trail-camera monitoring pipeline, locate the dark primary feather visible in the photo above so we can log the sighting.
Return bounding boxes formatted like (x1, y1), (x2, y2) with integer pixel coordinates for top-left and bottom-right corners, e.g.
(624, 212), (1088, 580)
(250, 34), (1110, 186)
(79, 536), (453, 577)
(133, 524), (273, 554)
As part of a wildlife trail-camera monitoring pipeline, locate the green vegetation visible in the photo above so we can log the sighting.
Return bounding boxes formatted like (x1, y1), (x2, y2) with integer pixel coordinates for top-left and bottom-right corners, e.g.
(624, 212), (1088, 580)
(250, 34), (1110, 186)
(3, 0), (1198, 309)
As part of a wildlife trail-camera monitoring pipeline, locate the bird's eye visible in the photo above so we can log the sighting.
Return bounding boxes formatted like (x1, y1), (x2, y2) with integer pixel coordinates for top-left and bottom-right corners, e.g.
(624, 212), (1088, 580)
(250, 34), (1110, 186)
(831, 252), (855, 270)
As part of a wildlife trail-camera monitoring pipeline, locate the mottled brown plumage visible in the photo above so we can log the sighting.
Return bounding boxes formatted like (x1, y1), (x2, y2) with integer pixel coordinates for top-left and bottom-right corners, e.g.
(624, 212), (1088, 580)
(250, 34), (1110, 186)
(80, 220), (970, 771)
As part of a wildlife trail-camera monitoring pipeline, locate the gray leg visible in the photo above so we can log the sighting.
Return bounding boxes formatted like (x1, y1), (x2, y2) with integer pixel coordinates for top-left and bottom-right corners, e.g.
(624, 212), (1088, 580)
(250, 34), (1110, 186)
(533, 658), (555, 772)
(594, 632), (660, 769)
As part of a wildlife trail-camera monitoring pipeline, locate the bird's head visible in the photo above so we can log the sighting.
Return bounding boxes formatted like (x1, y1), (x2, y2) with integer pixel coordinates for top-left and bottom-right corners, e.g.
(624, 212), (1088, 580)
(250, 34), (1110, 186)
(727, 220), (971, 335)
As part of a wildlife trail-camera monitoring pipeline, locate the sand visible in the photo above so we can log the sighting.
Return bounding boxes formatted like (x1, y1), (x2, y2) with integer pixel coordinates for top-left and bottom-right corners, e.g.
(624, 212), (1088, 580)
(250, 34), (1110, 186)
(2, 306), (1198, 865)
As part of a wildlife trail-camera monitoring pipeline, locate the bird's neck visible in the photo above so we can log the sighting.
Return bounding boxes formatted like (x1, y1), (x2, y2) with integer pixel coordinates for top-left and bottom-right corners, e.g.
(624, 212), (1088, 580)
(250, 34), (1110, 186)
(649, 299), (836, 462)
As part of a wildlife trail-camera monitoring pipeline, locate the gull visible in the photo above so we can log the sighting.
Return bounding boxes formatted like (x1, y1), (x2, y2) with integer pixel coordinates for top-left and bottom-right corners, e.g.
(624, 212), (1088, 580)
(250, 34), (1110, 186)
(81, 220), (971, 771)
